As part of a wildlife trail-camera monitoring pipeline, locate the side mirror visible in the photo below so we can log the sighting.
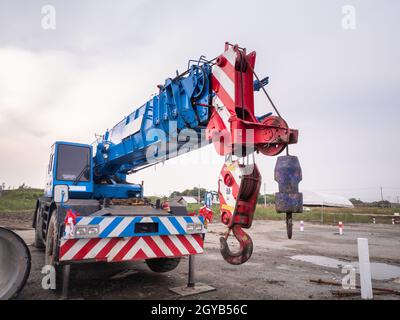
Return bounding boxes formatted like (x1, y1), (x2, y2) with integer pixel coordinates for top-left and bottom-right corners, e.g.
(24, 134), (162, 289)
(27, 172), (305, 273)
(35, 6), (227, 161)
(54, 185), (69, 203)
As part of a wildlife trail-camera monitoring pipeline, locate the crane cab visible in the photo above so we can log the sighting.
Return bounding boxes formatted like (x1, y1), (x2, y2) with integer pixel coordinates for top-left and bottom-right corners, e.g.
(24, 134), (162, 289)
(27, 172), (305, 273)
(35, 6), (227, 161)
(44, 141), (94, 199)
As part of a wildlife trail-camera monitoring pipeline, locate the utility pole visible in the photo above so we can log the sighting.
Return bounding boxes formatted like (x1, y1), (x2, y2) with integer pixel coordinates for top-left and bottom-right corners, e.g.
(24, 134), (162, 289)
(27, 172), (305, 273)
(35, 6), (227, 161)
(198, 184), (201, 204)
(264, 183), (267, 208)
(380, 187), (384, 208)
(321, 203), (324, 224)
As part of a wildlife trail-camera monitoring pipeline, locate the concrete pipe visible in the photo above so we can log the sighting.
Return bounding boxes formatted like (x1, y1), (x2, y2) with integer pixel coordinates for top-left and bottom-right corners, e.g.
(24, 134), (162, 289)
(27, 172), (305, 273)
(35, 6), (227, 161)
(0, 227), (31, 300)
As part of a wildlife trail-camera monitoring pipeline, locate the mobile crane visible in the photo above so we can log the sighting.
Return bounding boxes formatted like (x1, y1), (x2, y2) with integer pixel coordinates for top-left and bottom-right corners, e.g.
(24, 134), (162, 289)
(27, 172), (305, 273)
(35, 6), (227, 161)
(30, 42), (302, 291)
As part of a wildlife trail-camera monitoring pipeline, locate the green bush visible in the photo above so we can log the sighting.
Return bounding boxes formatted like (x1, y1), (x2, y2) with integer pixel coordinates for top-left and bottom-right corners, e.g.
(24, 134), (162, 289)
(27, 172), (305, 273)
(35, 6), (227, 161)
(0, 188), (43, 213)
(186, 204), (391, 225)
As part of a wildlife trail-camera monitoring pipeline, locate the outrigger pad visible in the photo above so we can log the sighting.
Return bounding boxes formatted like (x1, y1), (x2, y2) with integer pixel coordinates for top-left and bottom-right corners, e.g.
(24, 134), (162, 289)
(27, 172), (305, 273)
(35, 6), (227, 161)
(169, 283), (216, 297)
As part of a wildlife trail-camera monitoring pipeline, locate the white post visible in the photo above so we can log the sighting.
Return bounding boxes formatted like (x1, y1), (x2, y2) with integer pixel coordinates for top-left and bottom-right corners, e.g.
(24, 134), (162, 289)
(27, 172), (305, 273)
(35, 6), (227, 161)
(300, 220), (304, 232)
(392, 218), (395, 225)
(338, 221), (343, 235)
(357, 238), (373, 300)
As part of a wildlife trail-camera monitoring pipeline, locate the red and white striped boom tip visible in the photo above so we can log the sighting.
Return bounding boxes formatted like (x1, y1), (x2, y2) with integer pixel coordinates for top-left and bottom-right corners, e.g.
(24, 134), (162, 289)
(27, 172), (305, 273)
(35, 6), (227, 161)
(206, 42), (298, 157)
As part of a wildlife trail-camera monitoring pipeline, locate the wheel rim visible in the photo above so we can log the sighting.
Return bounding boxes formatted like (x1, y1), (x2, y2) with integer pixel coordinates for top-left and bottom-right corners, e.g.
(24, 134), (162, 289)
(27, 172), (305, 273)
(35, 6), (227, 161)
(46, 218), (57, 266)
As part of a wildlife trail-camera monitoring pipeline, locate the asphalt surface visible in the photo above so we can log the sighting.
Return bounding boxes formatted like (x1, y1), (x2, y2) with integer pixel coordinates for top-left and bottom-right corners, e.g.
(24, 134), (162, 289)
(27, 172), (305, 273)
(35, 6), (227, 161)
(8, 220), (400, 300)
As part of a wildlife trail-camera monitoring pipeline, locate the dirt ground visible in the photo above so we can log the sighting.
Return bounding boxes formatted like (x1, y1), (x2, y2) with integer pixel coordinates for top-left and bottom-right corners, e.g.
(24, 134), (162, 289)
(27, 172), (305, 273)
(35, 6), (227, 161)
(1, 212), (400, 300)
(0, 211), (33, 230)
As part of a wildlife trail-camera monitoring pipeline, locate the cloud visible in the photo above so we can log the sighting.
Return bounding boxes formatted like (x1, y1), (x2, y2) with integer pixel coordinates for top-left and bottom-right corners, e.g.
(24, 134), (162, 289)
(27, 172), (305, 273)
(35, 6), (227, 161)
(0, 1), (399, 200)
(0, 37), (222, 189)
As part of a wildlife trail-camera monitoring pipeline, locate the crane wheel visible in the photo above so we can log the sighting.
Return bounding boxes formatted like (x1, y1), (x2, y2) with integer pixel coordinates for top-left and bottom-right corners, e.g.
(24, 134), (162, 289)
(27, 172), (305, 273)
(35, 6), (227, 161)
(239, 169), (259, 201)
(33, 209), (45, 249)
(258, 116), (288, 156)
(45, 212), (63, 290)
(240, 179), (257, 200)
(146, 257), (181, 273)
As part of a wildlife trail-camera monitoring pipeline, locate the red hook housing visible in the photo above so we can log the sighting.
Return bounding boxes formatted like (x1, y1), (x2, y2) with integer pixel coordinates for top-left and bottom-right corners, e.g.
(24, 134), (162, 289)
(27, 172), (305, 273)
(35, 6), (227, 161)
(218, 160), (261, 265)
(220, 225), (253, 265)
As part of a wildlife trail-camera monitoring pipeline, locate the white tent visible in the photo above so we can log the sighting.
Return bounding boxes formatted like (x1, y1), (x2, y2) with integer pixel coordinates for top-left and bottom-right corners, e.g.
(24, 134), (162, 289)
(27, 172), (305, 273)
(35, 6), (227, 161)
(177, 196), (198, 204)
(302, 190), (354, 208)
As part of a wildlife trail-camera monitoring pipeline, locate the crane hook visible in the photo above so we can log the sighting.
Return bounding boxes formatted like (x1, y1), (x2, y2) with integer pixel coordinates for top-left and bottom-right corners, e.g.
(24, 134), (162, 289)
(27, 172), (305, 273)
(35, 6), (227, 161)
(220, 224), (253, 265)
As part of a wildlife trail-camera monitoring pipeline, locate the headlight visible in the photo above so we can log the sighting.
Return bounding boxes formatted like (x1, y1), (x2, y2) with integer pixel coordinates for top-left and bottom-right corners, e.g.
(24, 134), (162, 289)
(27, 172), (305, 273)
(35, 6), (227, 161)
(75, 226), (87, 236)
(74, 225), (99, 238)
(88, 226), (99, 235)
(186, 223), (203, 233)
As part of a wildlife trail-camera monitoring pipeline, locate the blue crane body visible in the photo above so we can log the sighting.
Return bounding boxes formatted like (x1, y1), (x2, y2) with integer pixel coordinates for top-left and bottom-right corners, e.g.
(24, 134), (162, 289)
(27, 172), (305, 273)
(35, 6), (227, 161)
(45, 63), (213, 200)
(33, 43), (302, 280)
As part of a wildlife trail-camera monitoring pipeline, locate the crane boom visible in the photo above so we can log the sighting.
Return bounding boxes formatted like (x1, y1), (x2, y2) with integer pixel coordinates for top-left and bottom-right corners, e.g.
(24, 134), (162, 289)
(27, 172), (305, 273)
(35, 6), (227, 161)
(37, 43), (302, 269)
(92, 43), (298, 197)
(93, 62), (213, 183)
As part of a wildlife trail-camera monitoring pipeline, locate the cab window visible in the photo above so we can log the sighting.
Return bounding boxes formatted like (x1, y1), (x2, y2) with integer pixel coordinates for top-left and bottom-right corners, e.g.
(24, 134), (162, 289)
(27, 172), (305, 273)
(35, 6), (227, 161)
(56, 144), (91, 182)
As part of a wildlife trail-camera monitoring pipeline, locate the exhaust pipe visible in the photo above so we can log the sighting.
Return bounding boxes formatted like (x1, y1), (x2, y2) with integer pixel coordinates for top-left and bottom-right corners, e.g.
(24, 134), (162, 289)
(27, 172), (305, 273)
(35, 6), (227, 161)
(0, 227), (31, 300)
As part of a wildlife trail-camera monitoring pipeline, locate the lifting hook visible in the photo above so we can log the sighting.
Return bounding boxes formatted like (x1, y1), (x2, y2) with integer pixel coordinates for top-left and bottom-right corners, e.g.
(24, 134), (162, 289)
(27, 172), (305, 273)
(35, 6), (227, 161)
(219, 224), (253, 265)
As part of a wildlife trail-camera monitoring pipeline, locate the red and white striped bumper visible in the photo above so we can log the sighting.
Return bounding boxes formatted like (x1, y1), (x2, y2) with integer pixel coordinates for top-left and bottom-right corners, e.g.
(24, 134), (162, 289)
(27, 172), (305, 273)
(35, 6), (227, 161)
(59, 234), (204, 262)
(59, 214), (205, 262)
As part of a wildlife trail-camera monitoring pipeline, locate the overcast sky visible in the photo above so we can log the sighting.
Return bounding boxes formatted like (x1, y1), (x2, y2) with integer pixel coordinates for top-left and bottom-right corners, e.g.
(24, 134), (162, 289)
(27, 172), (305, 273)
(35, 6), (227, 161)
(0, 0), (399, 201)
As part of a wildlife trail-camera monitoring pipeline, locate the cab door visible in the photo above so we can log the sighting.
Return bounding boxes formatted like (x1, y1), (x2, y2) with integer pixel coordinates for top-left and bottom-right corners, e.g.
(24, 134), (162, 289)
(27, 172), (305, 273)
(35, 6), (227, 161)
(44, 145), (55, 197)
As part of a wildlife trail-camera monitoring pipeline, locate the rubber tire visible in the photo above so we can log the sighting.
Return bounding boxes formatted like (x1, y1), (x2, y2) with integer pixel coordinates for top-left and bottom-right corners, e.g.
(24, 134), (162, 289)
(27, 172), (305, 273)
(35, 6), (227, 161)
(146, 257), (181, 273)
(45, 212), (63, 290)
(0, 227), (31, 299)
(33, 209), (45, 249)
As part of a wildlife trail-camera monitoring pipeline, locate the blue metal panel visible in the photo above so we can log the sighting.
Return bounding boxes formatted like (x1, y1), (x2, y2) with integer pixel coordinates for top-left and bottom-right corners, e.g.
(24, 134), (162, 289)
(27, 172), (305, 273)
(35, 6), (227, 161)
(99, 217), (124, 237)
(168, 216), (186, 234)
(118, 217), (143, 237)
(49, 142), (94, 199)
(72, 215), (205, 239)
(93, 183), (143, 199)
(253, 76), (269, 91)
(93, 63), (212, 182)
(47, 58), (214, 201)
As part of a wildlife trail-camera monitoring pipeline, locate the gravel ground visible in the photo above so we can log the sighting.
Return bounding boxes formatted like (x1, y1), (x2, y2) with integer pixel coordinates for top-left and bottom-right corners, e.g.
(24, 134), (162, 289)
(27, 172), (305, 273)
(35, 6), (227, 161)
(1, 212), (399, 300)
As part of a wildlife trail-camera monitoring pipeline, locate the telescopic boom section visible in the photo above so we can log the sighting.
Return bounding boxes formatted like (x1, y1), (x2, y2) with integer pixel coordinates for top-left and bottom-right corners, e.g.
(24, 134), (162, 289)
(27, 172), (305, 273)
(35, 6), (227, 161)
(35, 43), (302, 270)
(206, 43), (298, 156)
(93, 42), (298, 183)
(91, 43), (301, 265)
